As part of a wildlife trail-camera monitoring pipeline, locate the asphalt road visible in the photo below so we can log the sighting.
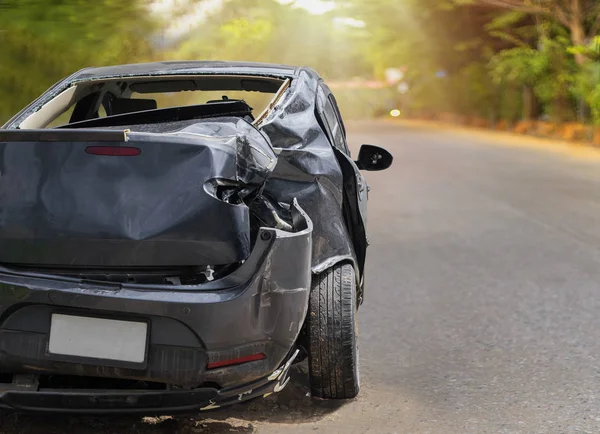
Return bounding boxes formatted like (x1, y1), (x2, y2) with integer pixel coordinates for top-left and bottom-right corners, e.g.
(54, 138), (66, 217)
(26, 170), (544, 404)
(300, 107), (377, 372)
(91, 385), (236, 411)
(3, 120), (600, 433)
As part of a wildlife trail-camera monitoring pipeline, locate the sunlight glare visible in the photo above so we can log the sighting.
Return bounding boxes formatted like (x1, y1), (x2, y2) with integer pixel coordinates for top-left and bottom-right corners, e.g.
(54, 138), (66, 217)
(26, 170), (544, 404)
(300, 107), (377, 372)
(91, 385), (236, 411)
(277, 0), (336, 15)
(333, 17), (366, 28)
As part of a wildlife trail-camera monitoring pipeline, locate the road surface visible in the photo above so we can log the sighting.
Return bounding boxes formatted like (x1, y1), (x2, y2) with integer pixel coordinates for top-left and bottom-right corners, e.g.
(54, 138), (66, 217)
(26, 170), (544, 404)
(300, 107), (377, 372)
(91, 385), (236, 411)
(4, 120), (600, 433)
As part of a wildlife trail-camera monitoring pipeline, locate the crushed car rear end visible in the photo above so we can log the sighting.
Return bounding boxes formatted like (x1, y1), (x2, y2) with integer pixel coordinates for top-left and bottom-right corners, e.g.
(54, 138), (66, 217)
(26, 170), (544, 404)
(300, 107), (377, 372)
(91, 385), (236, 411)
(0, 73), (313, 413)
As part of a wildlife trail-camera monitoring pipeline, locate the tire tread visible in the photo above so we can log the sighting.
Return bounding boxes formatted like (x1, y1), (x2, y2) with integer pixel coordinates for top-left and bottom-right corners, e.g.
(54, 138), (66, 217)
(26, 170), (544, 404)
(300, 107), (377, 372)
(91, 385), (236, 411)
(308, 263), (359, 399)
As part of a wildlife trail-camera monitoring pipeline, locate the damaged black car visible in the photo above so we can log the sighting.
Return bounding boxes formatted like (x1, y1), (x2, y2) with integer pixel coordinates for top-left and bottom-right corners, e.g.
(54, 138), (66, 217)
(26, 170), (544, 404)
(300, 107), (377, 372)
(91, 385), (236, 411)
(0, 61), (392, 413)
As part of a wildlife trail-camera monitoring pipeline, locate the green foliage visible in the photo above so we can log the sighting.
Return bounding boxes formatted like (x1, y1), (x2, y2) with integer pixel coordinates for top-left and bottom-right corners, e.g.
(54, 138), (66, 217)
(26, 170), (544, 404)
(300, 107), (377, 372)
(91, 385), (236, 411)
(571, 38), (600, 124)
(587, 84), (600, 126)
(485, 10), (527, 31)
(0, 0), (156, 123)
(489, 47), (546, 85)
(568, 37), (600, 62)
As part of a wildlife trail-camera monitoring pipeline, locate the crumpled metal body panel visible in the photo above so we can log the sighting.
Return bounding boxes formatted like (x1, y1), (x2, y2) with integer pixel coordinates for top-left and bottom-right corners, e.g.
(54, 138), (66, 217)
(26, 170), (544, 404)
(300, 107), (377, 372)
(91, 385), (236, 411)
(0, 118), (276, 267)
(259, 69), (357, 272)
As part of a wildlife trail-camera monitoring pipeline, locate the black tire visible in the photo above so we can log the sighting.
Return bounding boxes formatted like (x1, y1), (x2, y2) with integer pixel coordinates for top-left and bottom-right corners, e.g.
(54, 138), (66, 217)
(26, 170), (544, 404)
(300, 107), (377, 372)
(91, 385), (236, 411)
(307, 263), (359, 399)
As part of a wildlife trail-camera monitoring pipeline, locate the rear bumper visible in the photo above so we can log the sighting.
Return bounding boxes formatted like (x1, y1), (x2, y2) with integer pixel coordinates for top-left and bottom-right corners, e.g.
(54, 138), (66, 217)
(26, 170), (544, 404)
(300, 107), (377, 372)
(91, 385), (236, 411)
(0, 350), (299, 415)
(0, 202), (312, 409)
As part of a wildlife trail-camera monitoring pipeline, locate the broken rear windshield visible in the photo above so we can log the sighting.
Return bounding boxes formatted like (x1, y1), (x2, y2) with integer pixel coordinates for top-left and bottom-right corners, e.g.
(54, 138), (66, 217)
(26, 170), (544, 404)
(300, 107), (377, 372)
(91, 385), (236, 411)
(19, 75), (287, 129)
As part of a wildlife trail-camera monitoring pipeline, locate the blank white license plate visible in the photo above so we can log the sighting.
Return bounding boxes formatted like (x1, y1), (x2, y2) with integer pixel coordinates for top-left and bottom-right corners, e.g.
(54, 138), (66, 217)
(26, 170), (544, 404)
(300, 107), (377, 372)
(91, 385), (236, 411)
(48, 314), (148, 364)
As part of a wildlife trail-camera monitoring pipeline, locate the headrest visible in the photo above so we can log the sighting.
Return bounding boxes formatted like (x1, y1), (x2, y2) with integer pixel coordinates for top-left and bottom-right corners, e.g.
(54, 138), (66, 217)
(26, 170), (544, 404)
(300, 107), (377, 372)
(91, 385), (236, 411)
(111, 98), (157, 115)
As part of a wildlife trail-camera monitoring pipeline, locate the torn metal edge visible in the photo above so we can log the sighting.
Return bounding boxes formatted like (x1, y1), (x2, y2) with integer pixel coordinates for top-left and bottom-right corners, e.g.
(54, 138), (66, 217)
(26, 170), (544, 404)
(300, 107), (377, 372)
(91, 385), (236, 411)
(253, 78), (292, 127)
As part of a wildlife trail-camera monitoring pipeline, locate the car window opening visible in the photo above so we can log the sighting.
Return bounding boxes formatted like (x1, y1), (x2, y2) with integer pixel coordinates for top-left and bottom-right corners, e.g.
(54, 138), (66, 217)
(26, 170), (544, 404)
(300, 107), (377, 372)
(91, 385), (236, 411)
(18, 75), (291, 130)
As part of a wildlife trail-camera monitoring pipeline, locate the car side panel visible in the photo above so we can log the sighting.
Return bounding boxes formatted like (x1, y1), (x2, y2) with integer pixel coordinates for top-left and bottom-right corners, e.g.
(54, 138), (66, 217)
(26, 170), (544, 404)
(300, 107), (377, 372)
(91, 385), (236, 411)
(259, 70), (359, 275)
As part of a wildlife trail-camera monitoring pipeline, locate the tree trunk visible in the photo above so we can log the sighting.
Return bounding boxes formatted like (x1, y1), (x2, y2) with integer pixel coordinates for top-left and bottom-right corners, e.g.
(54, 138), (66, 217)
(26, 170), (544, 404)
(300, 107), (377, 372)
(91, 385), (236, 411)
(522, 85), (534, 120)
(569, 4), (586, 66)
(569, 0), (588, 122)
(553, 97), (566, 124)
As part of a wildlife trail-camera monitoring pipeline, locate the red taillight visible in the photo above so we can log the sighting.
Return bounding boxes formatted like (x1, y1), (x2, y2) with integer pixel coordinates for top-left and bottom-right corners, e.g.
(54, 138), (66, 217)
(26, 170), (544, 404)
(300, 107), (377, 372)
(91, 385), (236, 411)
(207, 353), (266, 369)
(85, 146), (141, 156)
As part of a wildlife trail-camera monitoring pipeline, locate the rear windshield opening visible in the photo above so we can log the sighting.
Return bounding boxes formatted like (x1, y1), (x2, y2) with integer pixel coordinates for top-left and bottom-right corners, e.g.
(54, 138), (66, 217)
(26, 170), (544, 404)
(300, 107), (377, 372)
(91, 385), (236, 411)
(129, 90), (275, 113)
(19, 75), (288, 129)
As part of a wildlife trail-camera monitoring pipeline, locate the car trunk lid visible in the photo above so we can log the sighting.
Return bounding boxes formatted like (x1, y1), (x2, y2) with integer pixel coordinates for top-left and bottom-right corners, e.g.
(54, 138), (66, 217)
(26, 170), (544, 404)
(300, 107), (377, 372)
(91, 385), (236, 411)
(0, 119), (276, 268)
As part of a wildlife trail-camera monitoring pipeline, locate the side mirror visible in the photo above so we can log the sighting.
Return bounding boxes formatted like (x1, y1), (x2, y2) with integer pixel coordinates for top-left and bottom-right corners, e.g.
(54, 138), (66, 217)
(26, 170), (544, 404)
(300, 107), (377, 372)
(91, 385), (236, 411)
(355, 145), (393, 171)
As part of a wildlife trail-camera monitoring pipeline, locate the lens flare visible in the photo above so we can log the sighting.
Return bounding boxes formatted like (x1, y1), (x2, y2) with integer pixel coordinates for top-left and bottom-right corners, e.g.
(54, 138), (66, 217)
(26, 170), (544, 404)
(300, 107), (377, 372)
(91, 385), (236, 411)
(390, 109), (401, 117)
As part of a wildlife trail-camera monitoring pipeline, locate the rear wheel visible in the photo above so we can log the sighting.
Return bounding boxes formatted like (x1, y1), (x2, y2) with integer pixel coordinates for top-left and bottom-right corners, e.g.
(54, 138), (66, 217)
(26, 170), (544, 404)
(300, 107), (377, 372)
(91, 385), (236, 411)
(307, 263), (359, 399)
